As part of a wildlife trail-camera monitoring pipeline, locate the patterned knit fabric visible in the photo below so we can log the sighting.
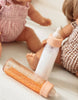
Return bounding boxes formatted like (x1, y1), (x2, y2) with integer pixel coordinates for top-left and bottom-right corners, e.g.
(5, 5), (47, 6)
(61, 26), (78, 74)
(0, 0), (29, 42)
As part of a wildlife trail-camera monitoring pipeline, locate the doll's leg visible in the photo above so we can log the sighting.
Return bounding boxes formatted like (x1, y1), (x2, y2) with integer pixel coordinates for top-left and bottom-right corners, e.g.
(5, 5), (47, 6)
(16, 27), (42, 52)
(26, 39), (47, 70)
(26, 47), (61, 70)
(26, 47), (44, 70)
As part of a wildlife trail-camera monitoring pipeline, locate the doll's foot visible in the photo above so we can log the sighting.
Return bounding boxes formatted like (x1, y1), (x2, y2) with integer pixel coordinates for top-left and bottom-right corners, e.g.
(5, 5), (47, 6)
(41, 18), (51, 26)
(26, 53), (38, 71)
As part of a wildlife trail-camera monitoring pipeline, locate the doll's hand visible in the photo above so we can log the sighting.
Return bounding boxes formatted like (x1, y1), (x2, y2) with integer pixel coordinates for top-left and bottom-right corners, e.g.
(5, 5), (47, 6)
(40, 18), (51, 26)
(0, 43), (2, 57)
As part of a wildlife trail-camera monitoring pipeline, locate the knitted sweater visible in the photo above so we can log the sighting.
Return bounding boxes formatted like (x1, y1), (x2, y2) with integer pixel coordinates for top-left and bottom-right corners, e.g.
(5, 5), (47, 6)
(61, 26), (78, 73)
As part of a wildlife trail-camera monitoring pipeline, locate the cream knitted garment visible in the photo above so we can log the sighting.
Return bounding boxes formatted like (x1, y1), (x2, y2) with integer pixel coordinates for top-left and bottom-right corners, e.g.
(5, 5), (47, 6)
(61, 26), (78, 74)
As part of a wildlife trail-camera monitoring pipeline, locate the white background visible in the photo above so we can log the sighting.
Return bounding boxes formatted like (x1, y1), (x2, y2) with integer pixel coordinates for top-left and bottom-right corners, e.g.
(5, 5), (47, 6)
(0, 0), (78, 100)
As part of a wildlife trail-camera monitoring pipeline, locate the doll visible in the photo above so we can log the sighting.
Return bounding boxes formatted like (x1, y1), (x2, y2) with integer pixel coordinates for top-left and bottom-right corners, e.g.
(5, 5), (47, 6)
(26, 0), (78, 76)
(0, 0), (51, 57)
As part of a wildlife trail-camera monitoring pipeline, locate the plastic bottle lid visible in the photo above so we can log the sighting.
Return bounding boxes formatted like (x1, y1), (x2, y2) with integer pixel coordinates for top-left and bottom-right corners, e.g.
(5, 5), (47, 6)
(40, 81), (56, 98)
(49, 88), (56, 97)
(47, 27), (63, 48)
(47, 34), (63, 48)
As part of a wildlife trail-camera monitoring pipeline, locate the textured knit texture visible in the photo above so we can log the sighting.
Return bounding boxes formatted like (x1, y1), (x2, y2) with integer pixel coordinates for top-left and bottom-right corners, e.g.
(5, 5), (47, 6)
(61, 26), (78, 73)
(0, 0), (29, 42)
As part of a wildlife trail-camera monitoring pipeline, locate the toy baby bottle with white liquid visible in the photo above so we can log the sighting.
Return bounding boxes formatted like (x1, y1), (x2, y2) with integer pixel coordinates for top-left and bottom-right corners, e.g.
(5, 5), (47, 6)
(35, 27), (63, 80)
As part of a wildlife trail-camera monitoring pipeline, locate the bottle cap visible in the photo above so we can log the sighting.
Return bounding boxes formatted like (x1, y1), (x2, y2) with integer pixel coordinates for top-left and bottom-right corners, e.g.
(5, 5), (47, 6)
(49, 88), (56, 97)
(40, 81), (56, 98)
(47, 27), (63, 47)
(47, 34), (63, 47)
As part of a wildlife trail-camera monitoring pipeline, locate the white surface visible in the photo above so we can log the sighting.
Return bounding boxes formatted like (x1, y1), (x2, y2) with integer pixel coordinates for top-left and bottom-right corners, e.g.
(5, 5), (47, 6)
(0, 0), (78, 100)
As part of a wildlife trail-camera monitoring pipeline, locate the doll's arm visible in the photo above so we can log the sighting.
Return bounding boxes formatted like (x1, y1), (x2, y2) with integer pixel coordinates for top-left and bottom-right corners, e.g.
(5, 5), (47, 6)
(28, 4), (51, 26)
(59, 20), (78, 39)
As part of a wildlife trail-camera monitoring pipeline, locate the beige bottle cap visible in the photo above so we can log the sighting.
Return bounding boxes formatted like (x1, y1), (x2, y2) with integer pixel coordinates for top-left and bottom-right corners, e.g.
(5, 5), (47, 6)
(40, 81), (55, 98)
(47, 34), (63, 48)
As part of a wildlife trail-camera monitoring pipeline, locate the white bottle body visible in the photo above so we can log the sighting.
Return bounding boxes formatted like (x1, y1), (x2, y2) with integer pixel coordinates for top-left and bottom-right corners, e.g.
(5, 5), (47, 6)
(35, 27), (62, 80)
(35, 43), (59, 80)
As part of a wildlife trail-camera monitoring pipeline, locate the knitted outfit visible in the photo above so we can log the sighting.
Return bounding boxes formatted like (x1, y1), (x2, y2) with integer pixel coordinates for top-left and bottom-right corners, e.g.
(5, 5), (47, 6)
(61, 24), (78, 74)
(0, 0), (29, 42)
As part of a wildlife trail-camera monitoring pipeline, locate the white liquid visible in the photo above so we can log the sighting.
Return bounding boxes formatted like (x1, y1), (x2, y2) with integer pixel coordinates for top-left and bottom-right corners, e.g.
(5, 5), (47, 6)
(35, 44), (59, 80)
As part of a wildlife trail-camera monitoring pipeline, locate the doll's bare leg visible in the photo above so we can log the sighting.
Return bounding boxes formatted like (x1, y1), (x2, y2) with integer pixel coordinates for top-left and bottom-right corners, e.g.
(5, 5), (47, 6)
(26, 39), (47, 70)
(16, 27), (42, 52)
(26, 47), (44, 70)
(26, 46), (61, 70)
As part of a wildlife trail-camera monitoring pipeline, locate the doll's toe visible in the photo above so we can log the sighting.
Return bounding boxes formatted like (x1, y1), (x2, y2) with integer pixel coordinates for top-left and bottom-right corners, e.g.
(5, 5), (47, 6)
(26, 53), (38, 71)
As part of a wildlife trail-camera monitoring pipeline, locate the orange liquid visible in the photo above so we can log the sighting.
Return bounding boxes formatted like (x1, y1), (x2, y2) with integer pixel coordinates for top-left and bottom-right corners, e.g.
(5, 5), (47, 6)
(3, 59), (45, 93)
